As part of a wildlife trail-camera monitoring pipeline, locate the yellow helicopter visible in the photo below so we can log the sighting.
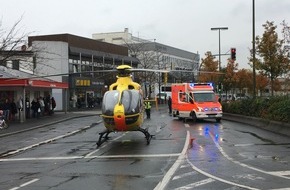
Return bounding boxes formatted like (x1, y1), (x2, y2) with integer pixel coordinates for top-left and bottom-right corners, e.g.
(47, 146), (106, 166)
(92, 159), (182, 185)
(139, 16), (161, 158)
(97, 64), (153, 146)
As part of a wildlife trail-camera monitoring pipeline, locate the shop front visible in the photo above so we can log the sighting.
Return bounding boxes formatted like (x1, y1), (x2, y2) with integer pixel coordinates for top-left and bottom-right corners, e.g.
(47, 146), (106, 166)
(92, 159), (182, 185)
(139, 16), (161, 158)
(0, 78), (68, 122)
(69, 77), (106, 109)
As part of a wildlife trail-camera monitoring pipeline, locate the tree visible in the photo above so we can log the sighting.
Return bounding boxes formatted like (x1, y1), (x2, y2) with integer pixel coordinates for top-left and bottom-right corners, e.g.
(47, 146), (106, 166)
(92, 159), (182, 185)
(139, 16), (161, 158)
(235, 69), (251, 96)
(254, 21), (290, 96)
(0, 17), (32, 69)
(123, 41), (158, 98)
(255, 73), (269, 96)
(223, 59), (238, 95)
(0, 17), (55, 75)
(198, 51), (219, 84)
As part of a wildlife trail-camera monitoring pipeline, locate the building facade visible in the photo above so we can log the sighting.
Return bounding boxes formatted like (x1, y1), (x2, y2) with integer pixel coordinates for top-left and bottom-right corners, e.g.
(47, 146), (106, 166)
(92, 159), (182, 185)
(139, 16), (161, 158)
(28, 34), (140, 109)
(92, 28), (200, 97)
(92, 28), (200, 73)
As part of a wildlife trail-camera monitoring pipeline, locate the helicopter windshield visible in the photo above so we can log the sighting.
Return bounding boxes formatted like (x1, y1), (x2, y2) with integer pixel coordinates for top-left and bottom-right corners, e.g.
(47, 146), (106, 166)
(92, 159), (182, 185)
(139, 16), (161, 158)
(102, 90), (142, 116)
(121, 90), (142, 114)
(102, 90), (120, 116)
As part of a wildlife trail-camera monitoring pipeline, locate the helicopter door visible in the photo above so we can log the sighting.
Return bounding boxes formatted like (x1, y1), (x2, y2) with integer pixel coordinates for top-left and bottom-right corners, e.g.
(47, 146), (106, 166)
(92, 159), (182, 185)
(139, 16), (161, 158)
(121, 90), (142, 114)
(102, 90), (120, 116)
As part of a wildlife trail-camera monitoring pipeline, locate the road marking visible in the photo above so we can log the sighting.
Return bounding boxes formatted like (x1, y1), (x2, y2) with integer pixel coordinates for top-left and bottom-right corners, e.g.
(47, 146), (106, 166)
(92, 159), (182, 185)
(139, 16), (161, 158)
(172, 171), (197, 180)
(186, 157), (260, 190)
(154, 131), (190, 190)
(0, 154), (180, 162)
(174, 178), (215, 190)
(268, 171), (290, 176)
(9, 178), (39, 190)
(0, 156), (83, 162)
(234, 143), (254, 147)
(1, 126), (91, 157)
(184, 124), (190, 128)
(209, 133), (290, 180)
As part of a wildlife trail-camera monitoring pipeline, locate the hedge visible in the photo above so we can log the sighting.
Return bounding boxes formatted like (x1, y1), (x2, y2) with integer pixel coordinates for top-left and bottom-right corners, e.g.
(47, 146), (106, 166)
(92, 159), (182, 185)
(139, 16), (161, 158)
(222, 95), (290, 123)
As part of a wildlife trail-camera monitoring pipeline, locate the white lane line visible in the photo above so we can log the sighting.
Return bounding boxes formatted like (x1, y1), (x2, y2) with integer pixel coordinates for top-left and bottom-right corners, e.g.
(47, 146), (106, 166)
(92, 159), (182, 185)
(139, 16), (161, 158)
(186, 157), (260, 190)
(209, 133), (290, 180)
(9, 178), (39, 190)
(174, 178), (215, 190)
(184, 124), (190, 128)
(172, 171), (197, 180)
(91, 153), (180, 159)
(1, 126), (91, 157)
(0, 156), (83, 162)
(268, 171), (290, 176)
(154, 131), (190, 190)
(0, 153), (180, 162)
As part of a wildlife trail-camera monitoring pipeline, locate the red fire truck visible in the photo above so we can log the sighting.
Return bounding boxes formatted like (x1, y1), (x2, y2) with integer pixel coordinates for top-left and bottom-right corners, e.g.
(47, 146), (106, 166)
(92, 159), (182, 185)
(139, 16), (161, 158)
(171, 83), (222, 122)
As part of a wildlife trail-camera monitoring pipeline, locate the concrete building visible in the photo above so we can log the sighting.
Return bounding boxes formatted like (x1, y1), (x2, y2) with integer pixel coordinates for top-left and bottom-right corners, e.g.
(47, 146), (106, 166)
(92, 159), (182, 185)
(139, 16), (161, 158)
(28, 34), (140, 110)
(92, 28), (200, 82)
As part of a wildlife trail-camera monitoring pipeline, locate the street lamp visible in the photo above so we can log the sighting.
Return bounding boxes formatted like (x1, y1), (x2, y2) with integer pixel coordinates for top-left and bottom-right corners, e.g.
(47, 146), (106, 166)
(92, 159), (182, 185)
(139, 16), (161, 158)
(211, 27), (228, 71)
(252, 0), (256, 98)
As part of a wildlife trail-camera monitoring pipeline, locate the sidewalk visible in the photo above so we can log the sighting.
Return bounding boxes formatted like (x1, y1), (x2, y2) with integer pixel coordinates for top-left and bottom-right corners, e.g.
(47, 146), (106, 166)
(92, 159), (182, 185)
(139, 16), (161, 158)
(0, 109), (101, 138)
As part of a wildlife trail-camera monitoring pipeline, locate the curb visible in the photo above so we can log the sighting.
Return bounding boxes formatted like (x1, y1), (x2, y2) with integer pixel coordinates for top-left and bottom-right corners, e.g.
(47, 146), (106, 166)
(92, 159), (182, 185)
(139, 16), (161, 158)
(222, 113), (290, 137)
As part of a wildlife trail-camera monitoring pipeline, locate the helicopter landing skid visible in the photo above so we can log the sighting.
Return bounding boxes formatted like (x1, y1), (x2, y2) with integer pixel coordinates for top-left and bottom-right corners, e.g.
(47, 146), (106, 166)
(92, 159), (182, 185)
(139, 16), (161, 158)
(97, 129), (111, 147)
(138, 128), (153, 145)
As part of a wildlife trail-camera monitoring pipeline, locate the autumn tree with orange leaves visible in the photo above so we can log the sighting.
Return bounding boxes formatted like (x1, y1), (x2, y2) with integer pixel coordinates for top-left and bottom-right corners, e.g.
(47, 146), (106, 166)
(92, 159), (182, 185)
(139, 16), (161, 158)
(198, 51), (219, 84)
(223, 59), (238, 94)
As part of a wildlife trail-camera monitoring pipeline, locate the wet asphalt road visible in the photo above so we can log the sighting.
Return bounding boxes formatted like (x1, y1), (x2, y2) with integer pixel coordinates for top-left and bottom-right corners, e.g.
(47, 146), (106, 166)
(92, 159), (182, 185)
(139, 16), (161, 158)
(0, 108), (289, 190)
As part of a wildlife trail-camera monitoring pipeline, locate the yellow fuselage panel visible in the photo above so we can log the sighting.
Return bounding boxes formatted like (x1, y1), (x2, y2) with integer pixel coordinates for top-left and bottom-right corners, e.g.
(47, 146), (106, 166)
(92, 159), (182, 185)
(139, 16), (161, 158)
(109, 77), (141, 91)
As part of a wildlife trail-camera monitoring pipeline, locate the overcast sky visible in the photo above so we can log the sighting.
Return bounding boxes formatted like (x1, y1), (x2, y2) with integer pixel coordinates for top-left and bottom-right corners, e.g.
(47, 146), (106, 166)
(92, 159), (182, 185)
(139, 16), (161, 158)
(1, 0), (289, 69)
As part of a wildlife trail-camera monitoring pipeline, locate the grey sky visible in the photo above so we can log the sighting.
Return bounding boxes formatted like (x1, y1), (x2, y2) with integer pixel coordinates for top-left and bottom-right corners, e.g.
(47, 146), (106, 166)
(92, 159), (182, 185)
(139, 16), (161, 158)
(1, 0), (289, 69)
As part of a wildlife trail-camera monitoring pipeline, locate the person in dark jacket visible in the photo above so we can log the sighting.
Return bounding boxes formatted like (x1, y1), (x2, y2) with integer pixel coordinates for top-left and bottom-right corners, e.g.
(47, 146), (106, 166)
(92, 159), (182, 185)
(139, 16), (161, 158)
(2, 98), (11, 121)
(10, 99), (18, 121)
(167, 96), (172, 114)
(31, 98), (41, 118)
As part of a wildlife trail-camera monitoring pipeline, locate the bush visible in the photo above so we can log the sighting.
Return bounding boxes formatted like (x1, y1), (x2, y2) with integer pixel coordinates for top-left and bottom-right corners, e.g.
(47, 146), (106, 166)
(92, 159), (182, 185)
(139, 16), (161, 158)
(222, 95), (290, 123)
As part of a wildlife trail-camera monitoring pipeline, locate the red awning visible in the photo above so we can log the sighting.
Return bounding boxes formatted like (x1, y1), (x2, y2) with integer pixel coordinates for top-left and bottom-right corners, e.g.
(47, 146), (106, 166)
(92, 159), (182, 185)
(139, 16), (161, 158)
(0, 78), (68, 89)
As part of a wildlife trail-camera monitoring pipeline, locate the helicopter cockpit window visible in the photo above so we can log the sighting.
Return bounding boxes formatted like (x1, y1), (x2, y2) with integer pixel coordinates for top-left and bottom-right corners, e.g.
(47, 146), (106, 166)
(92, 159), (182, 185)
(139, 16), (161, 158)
(121, 90), (141, 114)
(102, 90), (120, 116)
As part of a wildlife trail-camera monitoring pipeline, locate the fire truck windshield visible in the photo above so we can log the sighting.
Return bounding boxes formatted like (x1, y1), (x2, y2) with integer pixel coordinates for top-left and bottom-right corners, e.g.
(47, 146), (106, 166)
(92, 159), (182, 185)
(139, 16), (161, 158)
(193, 92), (217, 102)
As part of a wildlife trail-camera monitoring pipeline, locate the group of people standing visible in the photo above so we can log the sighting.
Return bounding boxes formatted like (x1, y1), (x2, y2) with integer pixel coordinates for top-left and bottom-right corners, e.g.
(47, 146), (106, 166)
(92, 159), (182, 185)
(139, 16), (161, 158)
(0, 98), (18, 122)
(0, 95), (57, 123)
(25, 95), (56, 119)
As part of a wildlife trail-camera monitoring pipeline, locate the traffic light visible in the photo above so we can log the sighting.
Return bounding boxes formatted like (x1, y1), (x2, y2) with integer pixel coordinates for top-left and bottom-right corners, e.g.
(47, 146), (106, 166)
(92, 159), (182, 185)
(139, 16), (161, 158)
(231, 48), (236, 60)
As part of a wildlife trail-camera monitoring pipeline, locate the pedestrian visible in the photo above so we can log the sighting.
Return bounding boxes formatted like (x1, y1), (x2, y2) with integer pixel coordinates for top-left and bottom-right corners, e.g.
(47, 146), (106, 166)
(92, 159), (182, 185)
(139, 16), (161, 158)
(2, 98), (11, 122)
(144, 97), (151, 119)
(45, 95), (51, 115)
(17, 96), (23, 120)
(31, 98), (40, 118)
(25, 97), (30, 118)
(10, 98), (18, 121)
(51, 97), (56, 114)
(38, 97), (45, 116)
(168, 96), (172, 114)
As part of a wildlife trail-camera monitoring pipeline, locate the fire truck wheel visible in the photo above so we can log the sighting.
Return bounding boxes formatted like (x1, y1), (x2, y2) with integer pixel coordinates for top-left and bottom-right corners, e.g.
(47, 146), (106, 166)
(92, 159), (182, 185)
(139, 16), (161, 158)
(191, 112), (197, 123)
(216, 118), (221, 122)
